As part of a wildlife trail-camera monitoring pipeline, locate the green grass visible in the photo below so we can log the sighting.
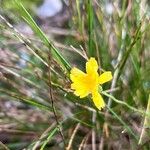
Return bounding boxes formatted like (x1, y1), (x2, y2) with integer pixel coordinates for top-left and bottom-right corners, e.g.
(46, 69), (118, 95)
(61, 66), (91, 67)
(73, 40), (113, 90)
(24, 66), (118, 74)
(0, 0), (150, 149)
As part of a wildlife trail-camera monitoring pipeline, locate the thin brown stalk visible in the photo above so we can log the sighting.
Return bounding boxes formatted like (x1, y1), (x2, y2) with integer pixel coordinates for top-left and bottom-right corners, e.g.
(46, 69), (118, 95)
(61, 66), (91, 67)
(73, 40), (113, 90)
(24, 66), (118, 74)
(70, 45), (88, 60)
(47, 53), (66, 147)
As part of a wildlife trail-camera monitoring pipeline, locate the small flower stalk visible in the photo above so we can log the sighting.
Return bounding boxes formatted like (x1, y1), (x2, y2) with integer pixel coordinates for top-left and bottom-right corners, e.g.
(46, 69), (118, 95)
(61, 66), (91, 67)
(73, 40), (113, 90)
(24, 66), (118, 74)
(70, 57), (112, 110)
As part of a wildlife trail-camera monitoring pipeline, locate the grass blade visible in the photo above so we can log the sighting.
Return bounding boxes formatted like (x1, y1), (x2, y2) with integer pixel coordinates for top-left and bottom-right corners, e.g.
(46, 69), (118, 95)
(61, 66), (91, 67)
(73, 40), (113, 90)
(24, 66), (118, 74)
(0, 89), (51, 111)
(107, 106), (138, 141)
(15, 0), (71, 71)
(40, 127), (58, 150)
(87, 0), (94, 56)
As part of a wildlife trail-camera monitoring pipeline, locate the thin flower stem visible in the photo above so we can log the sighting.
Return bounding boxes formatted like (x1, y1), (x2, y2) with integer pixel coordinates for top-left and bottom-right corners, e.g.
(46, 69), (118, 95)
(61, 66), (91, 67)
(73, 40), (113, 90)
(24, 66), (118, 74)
(104, 87), (120, 93)
(107, 106), (138, 141)
(102, 91), (150, 117)
(103, 91), (140, 112)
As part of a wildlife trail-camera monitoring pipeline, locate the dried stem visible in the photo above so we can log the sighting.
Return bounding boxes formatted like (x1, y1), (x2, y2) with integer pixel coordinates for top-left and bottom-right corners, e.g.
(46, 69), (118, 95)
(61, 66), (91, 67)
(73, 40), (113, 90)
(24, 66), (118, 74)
(66, 123), (80, 150)
(47, 53), (66, 148)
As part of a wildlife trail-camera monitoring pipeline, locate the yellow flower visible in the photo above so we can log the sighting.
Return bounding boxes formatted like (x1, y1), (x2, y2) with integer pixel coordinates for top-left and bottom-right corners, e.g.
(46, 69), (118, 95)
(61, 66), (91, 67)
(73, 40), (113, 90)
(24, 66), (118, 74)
(70, 57), (112, 110)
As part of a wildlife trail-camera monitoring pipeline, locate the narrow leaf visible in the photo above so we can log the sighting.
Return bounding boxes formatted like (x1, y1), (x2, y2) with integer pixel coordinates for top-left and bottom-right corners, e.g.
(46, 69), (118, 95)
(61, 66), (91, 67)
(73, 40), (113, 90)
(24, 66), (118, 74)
(15, 0), (71, 71)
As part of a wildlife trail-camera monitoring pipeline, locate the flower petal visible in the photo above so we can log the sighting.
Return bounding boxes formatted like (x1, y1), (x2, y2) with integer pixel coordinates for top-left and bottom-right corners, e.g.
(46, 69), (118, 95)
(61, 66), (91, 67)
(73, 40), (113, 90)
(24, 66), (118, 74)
(70, 67), (86, 83)
(74, 88), (90, 98)
(98, 71), (112, 84)
(71, 83), (90, 98)
(70, 67), (90, 98)
(92, 91), (105, 110)
(86, 57), (98, 74)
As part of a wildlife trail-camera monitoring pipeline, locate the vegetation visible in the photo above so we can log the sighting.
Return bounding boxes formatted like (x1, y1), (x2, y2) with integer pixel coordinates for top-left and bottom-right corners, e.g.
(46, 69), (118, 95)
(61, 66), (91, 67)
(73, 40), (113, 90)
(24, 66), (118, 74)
(0, 0), (150, 149)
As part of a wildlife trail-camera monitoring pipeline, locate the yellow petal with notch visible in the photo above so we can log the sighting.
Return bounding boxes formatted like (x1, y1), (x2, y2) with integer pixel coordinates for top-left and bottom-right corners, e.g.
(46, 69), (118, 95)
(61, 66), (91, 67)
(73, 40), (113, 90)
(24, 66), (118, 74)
(99, 71), (112, 84)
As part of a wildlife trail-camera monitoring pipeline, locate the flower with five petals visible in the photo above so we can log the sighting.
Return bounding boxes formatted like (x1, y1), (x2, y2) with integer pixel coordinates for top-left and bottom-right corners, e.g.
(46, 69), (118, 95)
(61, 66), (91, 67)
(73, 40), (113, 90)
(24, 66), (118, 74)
(70, 57), (112, 110)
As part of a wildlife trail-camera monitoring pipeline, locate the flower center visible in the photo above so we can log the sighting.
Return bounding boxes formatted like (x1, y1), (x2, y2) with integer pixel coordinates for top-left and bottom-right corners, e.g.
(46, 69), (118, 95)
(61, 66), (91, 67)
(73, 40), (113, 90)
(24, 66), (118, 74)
(84, 73), (99, 92)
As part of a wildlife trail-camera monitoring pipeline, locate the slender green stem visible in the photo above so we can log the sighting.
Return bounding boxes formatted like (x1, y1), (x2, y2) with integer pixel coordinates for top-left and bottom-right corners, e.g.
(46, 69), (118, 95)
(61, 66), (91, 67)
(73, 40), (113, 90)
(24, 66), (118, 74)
(103, 91), (141, 113)
(107, 106), (138, 141)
